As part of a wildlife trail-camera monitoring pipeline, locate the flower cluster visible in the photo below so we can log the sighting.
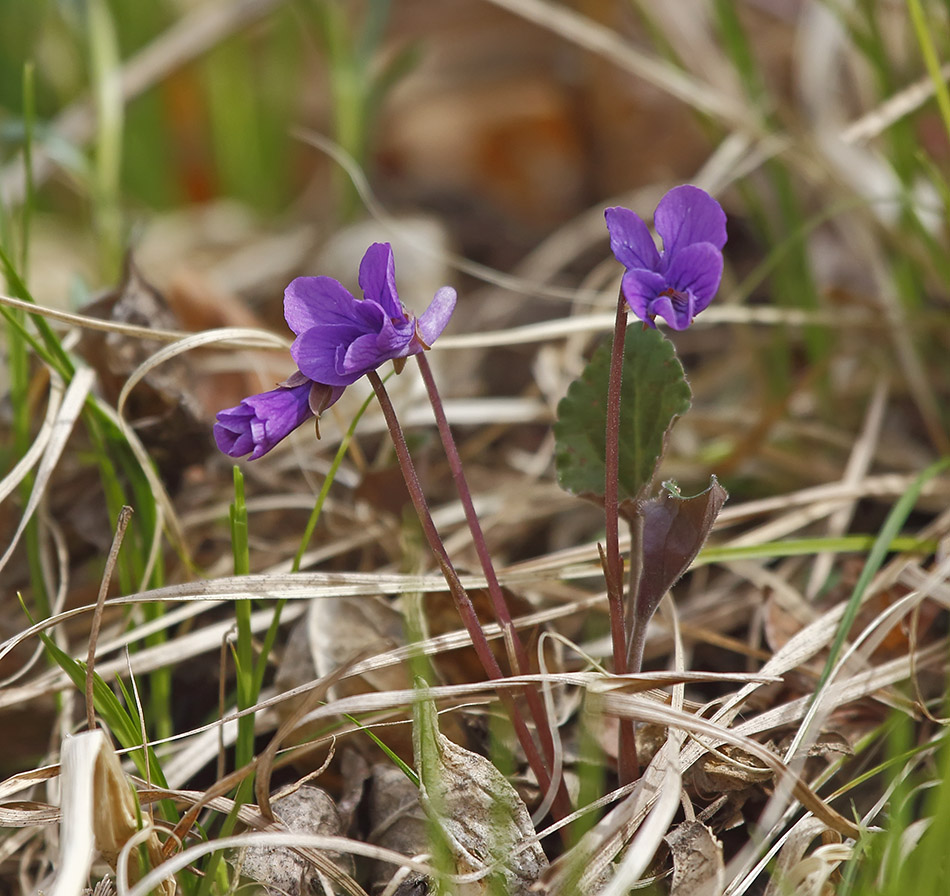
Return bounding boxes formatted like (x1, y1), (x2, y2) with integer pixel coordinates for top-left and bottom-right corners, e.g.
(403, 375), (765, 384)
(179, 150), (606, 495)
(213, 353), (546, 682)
(605, 185), (726, 330)
(214, 242), (456, 459)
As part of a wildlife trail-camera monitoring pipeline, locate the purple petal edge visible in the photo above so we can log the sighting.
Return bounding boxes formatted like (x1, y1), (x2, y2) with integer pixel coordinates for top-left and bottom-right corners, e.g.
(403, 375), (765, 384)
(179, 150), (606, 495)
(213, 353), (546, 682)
(654, 185), (727, 256)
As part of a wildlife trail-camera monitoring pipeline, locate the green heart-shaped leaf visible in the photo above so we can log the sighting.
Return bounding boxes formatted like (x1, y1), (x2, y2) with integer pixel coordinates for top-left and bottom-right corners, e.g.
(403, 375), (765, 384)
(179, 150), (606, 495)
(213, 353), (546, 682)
(554, 326), (692, 514)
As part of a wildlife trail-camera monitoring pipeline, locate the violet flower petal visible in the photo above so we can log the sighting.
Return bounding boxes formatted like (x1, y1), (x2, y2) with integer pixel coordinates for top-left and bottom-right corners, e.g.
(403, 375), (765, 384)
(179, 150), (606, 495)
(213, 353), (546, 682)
(619, 268), (667, 327)
(654, 185), (727, 257)
(605, 186), (726, 329)
(416, 286), (457, 347)
(358, 242), (404, 319)
(214, 381), (315, 460)
(605, 206), (661, 272)
(664, 242), (724, 314)
(284, 277), (363, 335)
(214, 406), (256, 458)
(292, 325), (371, 385)
(648, 291), (696, 331)
(342, 325), (412, 373)
(216, 241), (458, 462)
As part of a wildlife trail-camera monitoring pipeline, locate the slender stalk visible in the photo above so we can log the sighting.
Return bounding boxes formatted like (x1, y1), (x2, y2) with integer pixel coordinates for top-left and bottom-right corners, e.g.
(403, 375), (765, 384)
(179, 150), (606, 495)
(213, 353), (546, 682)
(624, 511), (647, 675)
(604, 292), (629, 667)
(368, 370), (570, 818)
(604, 290), (639, 783)
(415, 352), (557, 765)
(230, 468), (255, 772)
(627, 546), (650, 673)
(86, 506), (133, 731)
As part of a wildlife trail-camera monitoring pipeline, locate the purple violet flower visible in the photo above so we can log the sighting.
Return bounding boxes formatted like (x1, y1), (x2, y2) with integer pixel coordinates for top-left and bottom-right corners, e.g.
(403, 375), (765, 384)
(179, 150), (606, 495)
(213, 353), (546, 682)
(288, 242), (456, 386)
(214, 372), (344, 460)
(213, 242), (456, 460)
(605, 185), (727, 330)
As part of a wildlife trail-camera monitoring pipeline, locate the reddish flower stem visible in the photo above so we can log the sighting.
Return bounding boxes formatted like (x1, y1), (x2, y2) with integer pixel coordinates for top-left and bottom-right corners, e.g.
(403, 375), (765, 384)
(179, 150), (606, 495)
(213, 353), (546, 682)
(625, 510), (647, 673)
(415, 352), (558, 766)
(604, 289), (639, 783)
(368, 370), (570, 819)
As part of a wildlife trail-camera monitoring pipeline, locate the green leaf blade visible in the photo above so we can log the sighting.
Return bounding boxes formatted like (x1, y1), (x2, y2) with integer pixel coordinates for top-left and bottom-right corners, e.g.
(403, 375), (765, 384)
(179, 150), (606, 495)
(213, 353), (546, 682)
(554, 326), (692, 509)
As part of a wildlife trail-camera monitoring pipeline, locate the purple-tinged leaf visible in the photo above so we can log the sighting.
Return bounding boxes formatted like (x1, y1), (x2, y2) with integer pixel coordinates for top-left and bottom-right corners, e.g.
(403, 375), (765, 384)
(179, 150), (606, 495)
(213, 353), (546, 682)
(634, 476), (728, 625)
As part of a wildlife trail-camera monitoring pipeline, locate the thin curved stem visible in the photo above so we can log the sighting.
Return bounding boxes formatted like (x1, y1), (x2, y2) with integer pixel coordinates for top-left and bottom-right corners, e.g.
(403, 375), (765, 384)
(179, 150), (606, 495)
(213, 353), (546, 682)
(415, 352), (558, 767)
(604, 290), (639, 783)
(367, 370), (570, 818)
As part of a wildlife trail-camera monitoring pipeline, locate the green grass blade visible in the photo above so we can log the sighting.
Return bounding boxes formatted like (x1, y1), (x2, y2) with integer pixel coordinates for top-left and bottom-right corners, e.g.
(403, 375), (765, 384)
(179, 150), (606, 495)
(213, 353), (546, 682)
(908, 0), (950, 146)
(816, 456), (950, 694)
(19, 61), (34, 277)
(229, 467), (255, 772)
(87, 0), (124, 280)
(696, 534), (938, 567)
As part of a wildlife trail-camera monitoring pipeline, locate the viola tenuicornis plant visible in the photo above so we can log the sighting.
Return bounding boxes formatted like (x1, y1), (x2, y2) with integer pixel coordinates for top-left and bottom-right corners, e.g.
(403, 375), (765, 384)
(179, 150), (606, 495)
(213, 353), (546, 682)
(605, 185), (727, 330)
(212, 239), (568, 811)
(213, 241), (456, 459)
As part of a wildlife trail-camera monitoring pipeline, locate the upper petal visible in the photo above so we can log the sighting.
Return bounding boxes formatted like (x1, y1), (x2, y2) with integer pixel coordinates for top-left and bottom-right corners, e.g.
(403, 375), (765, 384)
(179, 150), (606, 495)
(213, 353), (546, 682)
(415, 286), (457, 348)
(653, 185), (727, 256)
(605, 207), (661, 272)
(619, 268), (667, 325)
(358, 242), (403, 319)
(664, 242), (724, 313)
(284, 276), (362, 335)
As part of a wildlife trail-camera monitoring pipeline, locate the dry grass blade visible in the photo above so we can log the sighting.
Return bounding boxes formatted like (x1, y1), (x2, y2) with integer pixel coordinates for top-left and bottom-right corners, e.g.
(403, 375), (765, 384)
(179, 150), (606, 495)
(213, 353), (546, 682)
(85, 506), (133, 732)
(125, 831), (435, 896)
(596, 693), (862, 839)
(50, 730), (172, 896)
(761, 816), (843, 896)
(0, 367), (93, 577)
(596, 749), (682, 896)
(49, 732), (100, 896)
(483, 0), (748, 127)
(0, 364), (63, 507)
(842, 60), (950, 143)
(804, 378), (888, 599)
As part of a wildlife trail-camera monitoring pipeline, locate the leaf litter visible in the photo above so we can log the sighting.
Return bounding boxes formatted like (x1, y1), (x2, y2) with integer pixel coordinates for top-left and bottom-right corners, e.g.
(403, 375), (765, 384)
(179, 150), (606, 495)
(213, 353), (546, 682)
(3, 3), (950, 895)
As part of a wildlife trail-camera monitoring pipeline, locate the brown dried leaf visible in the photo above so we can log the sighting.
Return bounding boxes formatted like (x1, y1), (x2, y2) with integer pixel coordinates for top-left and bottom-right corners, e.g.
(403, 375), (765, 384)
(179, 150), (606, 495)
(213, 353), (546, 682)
(77, 257), (210, 484)
(413, 692), (547, 895)
(239, 785), (354, 896)
(632, 477), (728, 632)
(365, 763), (429, 895)
(688, 744), (774, 797)
(91, 737), (171, 896)
(0, 800), (60, 825)
(775, 731), (854, 762)
(308, 595), (407, 692)
(54, 731), (173, 896)
(665, 821), (724, 896)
